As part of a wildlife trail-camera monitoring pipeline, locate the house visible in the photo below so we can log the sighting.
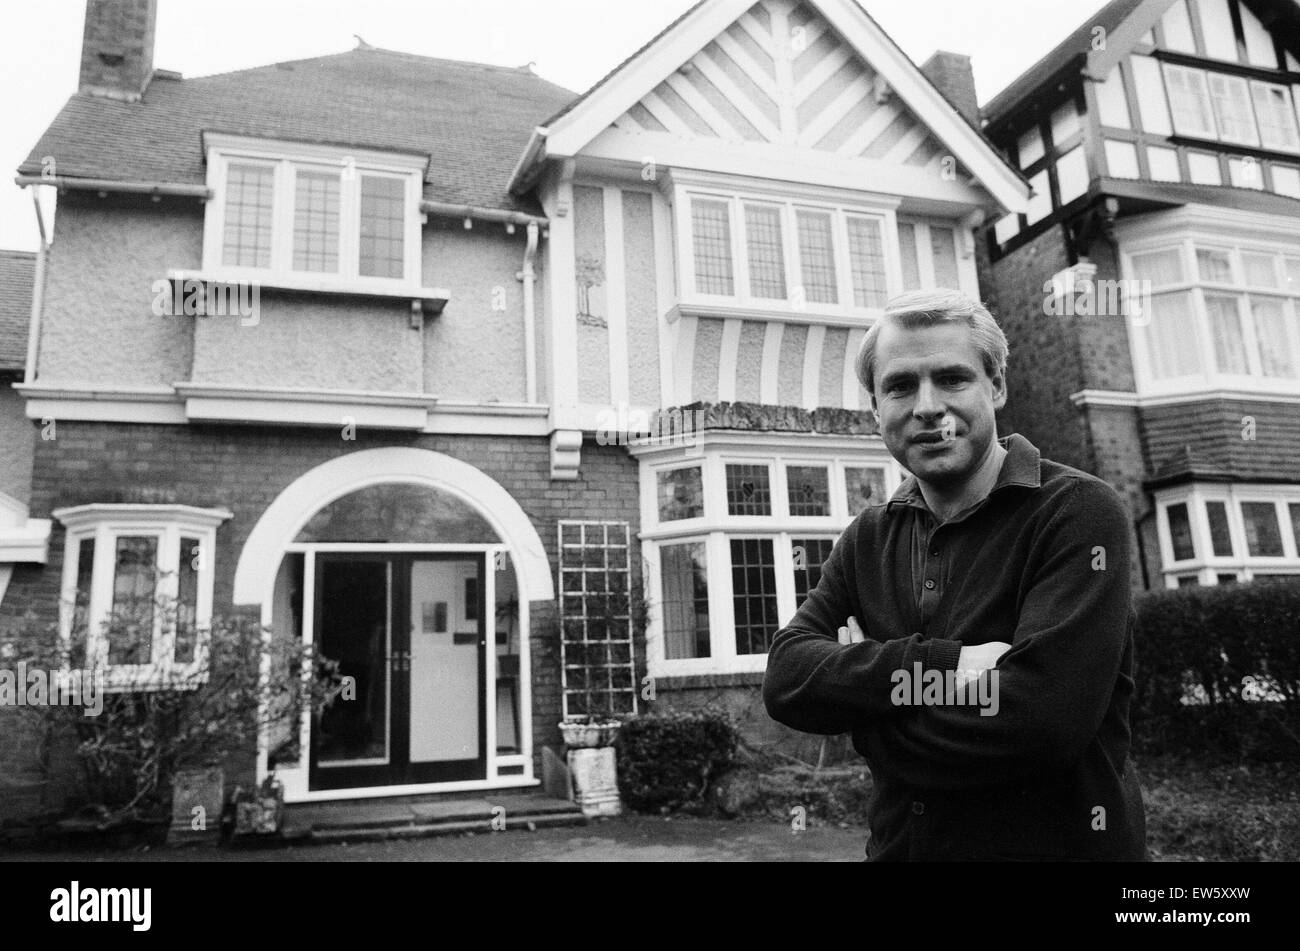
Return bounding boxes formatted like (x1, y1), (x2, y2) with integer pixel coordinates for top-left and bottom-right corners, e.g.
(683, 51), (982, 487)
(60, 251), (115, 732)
(1, 0), (1027, 810)
(982, 0), (1300, 591)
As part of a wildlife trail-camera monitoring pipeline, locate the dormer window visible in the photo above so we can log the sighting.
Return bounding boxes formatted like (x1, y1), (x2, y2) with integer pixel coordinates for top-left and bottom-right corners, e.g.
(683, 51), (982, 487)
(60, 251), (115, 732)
(201, 134), (426, 294)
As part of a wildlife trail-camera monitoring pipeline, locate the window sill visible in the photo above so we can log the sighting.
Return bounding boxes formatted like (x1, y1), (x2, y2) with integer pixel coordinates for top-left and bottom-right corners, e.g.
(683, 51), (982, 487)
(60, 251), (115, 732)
(667, 301), (881, 329)
(167, 269), (450, 319)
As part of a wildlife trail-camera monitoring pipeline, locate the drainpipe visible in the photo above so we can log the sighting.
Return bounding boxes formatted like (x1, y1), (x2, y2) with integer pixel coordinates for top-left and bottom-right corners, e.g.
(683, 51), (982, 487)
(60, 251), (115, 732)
(519, 222), (540, 404)
(24, 186), (49, 384)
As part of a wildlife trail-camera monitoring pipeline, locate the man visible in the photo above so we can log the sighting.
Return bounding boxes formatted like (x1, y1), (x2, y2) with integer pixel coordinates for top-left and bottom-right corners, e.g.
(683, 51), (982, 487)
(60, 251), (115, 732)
(762, 289), (1146, 861)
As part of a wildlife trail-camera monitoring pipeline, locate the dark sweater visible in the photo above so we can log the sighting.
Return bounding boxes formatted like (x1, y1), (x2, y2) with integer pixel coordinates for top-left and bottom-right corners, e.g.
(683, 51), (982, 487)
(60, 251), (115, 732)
(762, 434), (1147, 861)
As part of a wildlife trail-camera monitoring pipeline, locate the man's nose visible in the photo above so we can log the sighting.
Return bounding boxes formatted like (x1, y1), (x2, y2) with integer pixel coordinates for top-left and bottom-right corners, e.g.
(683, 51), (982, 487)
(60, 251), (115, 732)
(912, 379), (945, 419)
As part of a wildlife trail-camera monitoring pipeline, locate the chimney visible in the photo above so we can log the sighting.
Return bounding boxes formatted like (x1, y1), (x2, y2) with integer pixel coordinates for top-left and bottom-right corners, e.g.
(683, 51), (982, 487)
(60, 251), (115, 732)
(79, 0), (158, 102)
(921, 51), (979, 127)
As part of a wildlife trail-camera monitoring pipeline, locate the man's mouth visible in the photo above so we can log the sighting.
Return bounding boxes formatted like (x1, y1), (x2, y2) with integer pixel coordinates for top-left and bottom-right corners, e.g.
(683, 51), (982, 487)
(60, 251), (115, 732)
(911, 431), (950, 444)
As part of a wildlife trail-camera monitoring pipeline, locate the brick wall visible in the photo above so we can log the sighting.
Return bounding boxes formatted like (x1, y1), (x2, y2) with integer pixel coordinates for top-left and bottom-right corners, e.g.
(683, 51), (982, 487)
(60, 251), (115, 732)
(0, 423), (644, 805)
(1142, 399), (1300, 482)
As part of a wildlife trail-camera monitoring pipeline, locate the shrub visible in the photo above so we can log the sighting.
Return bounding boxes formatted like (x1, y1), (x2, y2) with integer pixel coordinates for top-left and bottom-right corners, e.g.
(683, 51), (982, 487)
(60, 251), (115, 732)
(1133, 578), (1300, 763)
(617, 708), (739, 813)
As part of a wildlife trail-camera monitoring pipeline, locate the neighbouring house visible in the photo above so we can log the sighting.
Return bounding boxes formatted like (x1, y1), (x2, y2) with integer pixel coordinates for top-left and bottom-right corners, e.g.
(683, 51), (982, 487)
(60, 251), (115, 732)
(982, 0), (1300, 590)
(1, 0), (1027, 811)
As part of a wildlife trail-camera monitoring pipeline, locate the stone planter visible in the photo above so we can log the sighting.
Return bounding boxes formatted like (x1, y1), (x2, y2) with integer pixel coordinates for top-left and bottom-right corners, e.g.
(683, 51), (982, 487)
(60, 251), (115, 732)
(168, 766), (224, 846)
(559, 720), (622, 749)
(557, 720), (623, 817)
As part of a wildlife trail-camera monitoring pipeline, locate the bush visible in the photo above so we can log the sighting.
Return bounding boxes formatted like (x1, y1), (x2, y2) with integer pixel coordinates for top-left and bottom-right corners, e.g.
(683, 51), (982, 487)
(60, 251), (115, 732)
(617, 709), (739, 813)
(1133, 578), (1300, 763)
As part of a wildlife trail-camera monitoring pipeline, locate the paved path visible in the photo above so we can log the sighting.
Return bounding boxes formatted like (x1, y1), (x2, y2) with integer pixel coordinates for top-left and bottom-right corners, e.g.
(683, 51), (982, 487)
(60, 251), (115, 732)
(4, 815), (867, 862)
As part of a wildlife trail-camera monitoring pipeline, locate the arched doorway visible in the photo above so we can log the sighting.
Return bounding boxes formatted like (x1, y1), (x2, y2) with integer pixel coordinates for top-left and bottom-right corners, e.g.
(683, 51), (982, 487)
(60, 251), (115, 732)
(233, 448), (552, 801)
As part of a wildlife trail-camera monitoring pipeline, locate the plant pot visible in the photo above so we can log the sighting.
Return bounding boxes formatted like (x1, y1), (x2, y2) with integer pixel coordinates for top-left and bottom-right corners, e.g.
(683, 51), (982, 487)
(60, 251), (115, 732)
(559, 720), (621, 748)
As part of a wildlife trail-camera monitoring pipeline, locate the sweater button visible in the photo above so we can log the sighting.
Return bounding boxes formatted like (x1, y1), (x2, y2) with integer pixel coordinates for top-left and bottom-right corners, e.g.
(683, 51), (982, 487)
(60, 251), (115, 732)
(912, 801), (925, 815)
(924, 579), (936, 590)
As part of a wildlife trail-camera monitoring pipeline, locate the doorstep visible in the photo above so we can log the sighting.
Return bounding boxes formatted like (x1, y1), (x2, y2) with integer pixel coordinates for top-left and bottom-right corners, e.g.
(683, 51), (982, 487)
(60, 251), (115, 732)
(278, 791), (586, 845)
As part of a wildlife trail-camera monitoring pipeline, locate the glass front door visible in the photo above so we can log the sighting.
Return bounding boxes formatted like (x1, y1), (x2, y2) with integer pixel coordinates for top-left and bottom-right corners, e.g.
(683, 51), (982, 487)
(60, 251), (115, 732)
(309, 553), (487, 790)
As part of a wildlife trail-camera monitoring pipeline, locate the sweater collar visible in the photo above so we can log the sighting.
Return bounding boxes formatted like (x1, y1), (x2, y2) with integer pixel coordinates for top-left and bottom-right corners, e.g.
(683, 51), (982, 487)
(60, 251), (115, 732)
(885, 433), (1042, 513)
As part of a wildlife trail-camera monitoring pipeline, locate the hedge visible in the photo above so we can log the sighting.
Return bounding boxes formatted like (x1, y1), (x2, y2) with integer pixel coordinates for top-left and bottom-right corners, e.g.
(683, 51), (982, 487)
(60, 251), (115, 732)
(616, 709), (739, 813)
(1133, 577), (1300, 762)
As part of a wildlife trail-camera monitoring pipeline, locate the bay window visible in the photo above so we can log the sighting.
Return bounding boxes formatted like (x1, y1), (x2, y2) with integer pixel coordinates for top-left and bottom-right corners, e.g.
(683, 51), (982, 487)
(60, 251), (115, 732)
(202, 134), (425, 294)
(54, 505), (231, 691)
(640, 441), (900, 675)
(1125, 238), (1300, 393)
(1157, 486), (1300, 586)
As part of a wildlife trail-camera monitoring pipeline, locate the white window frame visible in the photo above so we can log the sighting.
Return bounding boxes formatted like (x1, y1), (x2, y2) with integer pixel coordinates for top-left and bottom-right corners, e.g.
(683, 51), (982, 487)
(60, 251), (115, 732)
(1155, 484), (1300, 587)
(1121, 232), (1300, 398)
(672, 175), (903, 324)
(1160, 65), (1300, 157)
(638, 436), (901, 677)
(53, 505), (232, 692)
(202, 134), (427, 296)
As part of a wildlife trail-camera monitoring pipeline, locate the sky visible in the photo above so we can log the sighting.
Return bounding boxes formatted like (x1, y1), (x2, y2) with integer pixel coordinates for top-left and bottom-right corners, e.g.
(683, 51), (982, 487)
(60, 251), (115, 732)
(0, 0), (1115, 251)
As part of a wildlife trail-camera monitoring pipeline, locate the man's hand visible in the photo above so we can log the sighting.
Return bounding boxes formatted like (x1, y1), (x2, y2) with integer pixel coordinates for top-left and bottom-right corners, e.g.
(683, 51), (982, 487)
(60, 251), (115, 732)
(837, 616), (866, 645)
(956, 641), (1012, 677)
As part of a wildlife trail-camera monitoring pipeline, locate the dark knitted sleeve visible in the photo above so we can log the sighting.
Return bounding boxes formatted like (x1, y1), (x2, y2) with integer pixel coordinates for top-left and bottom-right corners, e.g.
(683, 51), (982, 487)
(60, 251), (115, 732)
(762, 518), (963, 736)
(860, 477), (1133, 789)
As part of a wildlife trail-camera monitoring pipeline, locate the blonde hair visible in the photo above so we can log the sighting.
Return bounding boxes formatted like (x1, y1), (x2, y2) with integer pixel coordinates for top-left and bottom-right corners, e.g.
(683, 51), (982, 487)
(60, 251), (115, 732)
(855, 289), (1009, 398)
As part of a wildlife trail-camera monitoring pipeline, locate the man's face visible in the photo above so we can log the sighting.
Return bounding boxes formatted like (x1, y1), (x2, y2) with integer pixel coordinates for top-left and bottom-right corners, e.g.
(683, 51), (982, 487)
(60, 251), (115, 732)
(871, 320), (1006, 489)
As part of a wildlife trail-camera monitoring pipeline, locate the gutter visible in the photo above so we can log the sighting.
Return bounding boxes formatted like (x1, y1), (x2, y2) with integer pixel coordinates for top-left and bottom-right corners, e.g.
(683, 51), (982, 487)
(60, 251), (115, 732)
(518, 222), (540, 403)
(14, 175), (212, 199)
(419, 199), (547, 229)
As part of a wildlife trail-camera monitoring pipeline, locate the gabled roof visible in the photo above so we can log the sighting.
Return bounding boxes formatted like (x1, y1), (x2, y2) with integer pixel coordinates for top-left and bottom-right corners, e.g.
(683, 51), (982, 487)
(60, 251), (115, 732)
(510, 0), (1030, 212)
(0, 250), (36, 373)
(19, 47), (578, 215)
(982, 0), (1145, 126)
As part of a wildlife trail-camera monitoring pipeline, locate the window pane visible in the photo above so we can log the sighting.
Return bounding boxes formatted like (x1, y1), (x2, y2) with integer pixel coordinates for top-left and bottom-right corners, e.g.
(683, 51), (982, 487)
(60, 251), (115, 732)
(1251, 83), (1300, 152)
(1167, 503), (1195, 561)
(726, 464), (772, 516)
(1248, 297), (1296, 378)
(796, 210), (837, 304)
(1289, 503), (1300, 553)
(897, 222), (920, 290)
(176, 536), (200, 665)
(110, 535), (157, 666)
(1196, 248), (1233, 283)
(1216, 573), (1240, 585)
(744, 204), (786, 299)
(71, 537), (95, 669)
(844, 466), (887, 516)
(1207, 73), (1259, 145)
(1205, 501), (1233, 557)
(222, 163), (274, 268)
(786, 466), (830, 516)
(791, 537), (835, 610)
(359, 175), (405, 279)
(1241, 253), (1278, 288)
(1203, 294), (1249, 375)
(293, 170), (340, 272)
(1241, 502), (1284, 557)
(657, 466), (704, 521)
(730, 538), (778, 655)
(692, 199), (734, 295)
(1146, 292), (1202, 378)
(1229, 157), (1264, 190)
(1163, 65), (1216, 138)
(846, 216), (887, 307)
(660, 542), (710, 659)
(1175, 575), (1200, 588)
(929, 226), (959, 288)
(1130, 248), (1184, 286)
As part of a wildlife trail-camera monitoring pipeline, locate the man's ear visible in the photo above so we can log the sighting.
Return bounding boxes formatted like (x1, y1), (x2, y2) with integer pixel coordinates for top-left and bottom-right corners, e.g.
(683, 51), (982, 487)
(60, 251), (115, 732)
(991, 370), (1008, 410)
